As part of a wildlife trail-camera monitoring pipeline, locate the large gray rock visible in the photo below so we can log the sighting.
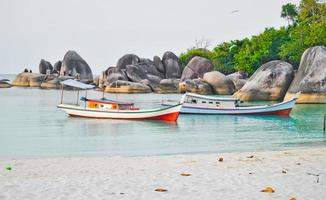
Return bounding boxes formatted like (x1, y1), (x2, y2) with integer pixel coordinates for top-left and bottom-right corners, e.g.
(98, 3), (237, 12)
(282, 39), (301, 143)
(226, 71), (248, 80)
(39, 59), (53, 74)
(41, 75), (71, 89)
(203, 71), (235, 95)
(156, 79), (180, 93)
(179, 79), (213, 95)
(180, 56), (214, 81)
(105, 80), (152, 93)
(53, 61), (62, 73)
(226, 71), (248, 91)
(162, 51), (182, 79)
(116, 54), (140, 69)
(125, 65), (148, 82)
(234, 60), (294, 101)
(0, 79), (11, 88)
(153, 56), (165, 74)
(104, 67), (128, 85)
(12, 73), (46, 87)
(60, 50), (93, 82)
(147, 75), (162, 85)
(284, 46), (326, 103)
(139, 58), (164, 78)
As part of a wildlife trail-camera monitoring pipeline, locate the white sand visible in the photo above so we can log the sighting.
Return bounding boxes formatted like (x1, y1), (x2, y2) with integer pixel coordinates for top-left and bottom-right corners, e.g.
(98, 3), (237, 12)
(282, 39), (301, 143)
(1, 148), (326, 200)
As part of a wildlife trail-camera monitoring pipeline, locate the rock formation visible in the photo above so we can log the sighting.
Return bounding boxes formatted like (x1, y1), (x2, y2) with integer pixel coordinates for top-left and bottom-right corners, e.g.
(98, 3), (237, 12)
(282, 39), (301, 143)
(284, 46), (326, 103)
(226, 71), (248, 91)
(12, 73), (46, 87)
(203, 71), (235, 95)
(233, 60), (294, 101)
(60, 51), (93, 83)
(153, 56), (165, 74)
(53, 61), (62, 73)
(105, 80), (152, 93)
(39, 59), (53, 74)
(180, 56), (214, 81)
(104, 67), (128, 85)
(0, 79), (11, 88)
(156, 79), (180, 93)
(179, 79), (213, 94)
(116, 54), (140, 69)
(162, 51), (182, 79)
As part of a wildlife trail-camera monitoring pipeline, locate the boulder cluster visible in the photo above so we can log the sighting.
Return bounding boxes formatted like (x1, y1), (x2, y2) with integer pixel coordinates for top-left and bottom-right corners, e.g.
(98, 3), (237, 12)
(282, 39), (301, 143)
(8, 45), (326, 103)
(96, 52), (182, 93)
(12, 51), (93, 89)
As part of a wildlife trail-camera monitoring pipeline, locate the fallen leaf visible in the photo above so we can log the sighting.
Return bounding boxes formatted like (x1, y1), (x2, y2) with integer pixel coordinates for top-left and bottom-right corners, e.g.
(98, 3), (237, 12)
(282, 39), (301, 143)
(289, 197), (296, 200)
(282, 169), (287, 174)
(261, 187), (275, 193)
(247, 155), (254, 158)
(180, 173), (191, 176)
(155, 188), (168, 192)
(218, 157), (224, 162)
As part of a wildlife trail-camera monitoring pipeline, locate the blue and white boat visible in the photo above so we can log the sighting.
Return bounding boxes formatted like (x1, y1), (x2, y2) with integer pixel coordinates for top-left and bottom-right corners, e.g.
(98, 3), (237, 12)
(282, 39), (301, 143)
(163, 93), (298, 116)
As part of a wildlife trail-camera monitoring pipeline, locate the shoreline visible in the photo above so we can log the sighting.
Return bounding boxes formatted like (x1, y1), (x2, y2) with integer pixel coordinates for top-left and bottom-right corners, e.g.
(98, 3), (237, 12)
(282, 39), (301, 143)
(0, 145), (323, 161)
(1, 147), (326, 200)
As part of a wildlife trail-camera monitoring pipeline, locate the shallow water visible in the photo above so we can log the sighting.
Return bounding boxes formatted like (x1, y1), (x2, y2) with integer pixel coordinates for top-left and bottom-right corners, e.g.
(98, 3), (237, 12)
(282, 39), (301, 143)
(0, 74), (326, 158)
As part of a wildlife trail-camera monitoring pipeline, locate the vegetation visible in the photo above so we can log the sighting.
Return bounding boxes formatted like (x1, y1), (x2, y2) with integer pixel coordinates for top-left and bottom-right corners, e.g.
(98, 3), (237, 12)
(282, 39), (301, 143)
(179, 0), (326, 75)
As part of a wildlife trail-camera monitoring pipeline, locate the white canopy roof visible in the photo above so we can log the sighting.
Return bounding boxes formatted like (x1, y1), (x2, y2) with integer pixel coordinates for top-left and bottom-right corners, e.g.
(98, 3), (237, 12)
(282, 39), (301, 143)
(60, 79), (95, 89)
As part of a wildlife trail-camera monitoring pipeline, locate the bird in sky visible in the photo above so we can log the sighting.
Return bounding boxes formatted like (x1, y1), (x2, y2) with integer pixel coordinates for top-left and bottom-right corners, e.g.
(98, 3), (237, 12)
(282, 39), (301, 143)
(230, 10), (240, 14)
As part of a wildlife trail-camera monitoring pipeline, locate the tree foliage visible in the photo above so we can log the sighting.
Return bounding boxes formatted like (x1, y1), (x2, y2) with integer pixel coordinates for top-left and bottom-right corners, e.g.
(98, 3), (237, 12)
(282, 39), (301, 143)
(179, 0), (326, 75)
(281, 3), (298, 25)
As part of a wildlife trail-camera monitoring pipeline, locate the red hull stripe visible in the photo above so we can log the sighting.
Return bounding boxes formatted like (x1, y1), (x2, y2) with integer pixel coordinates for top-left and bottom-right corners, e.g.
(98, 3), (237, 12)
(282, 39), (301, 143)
(183, 108), (292, 116)
(228, 108), (292, 116)
(68, 111), (180, 122)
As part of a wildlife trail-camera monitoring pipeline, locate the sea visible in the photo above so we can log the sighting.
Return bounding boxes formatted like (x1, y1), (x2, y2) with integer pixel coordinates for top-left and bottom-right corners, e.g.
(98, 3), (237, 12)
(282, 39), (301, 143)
(1, 74), (326, 159)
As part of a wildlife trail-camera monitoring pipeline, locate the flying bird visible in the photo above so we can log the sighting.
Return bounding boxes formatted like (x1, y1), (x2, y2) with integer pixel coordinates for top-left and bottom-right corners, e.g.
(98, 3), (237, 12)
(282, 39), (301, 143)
(230, 10), (240, 14)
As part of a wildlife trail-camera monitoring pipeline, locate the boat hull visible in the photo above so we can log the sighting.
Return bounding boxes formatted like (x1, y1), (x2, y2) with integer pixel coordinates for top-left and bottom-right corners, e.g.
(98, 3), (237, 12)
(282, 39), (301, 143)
(163, 98), (297, 116)
(57, 104), (181, 122)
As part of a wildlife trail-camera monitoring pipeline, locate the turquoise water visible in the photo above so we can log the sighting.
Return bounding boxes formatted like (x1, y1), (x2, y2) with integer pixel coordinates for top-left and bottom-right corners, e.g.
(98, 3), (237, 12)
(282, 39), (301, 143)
(0, 74), (326, 159)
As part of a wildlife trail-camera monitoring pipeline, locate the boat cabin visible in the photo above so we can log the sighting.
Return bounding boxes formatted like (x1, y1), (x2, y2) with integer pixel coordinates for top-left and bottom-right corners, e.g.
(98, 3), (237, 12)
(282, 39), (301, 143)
(81, 97), (139, 111)
(181, 93), (240, 109)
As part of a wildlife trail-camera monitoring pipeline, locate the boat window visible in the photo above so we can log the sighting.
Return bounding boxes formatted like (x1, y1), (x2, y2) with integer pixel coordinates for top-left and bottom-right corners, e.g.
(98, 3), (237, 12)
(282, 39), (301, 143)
(209, 102), (213, 104)
(202, 101), (206, 103)
(216, 102), (220, 105)
(191, 99), (197, 104)
(100, 104), (104, 108)
(185, 97), (192, 103)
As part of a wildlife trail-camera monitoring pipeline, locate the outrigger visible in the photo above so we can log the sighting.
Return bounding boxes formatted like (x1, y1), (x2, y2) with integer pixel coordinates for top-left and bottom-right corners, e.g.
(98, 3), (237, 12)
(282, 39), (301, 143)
(57, 79), (181, 121)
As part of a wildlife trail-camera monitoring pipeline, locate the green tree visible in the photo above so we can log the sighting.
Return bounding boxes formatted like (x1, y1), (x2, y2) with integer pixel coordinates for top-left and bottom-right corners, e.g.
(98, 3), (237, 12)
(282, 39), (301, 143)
(279, 0), (326, 66)
(234, 28), (289, 74)
(281, 3), (298, 25)
(211, 40), (245, 74)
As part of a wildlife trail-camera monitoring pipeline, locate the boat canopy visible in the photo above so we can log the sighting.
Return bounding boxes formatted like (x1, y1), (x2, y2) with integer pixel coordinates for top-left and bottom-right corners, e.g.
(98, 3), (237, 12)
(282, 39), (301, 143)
(60, 79), (95, 90)
(81, 97), (134, 106)
(185, 93), (239, 102)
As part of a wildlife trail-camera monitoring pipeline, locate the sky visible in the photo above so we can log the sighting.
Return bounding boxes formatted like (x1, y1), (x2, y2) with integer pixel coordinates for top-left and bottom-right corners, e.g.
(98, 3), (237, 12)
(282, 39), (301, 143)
(0, 0), (299, 75)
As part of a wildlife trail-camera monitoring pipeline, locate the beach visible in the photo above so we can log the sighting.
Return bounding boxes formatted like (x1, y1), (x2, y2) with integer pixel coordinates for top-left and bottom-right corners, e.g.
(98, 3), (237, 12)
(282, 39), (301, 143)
(1, 148), (326, 200)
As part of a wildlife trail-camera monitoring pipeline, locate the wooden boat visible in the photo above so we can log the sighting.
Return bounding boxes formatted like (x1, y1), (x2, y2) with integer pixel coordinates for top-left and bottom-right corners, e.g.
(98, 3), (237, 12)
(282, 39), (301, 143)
(57, 79), (181, 122)
(163, 93), (298, 116)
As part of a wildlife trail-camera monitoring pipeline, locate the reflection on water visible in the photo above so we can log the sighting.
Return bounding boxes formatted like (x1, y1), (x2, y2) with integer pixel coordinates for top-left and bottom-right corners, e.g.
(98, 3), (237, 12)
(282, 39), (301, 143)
(0, 84), (326, 159)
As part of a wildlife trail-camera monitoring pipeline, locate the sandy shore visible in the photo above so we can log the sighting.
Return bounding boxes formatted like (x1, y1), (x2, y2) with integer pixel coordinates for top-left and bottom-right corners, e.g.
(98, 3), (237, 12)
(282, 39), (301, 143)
(1, 148), (326, 200)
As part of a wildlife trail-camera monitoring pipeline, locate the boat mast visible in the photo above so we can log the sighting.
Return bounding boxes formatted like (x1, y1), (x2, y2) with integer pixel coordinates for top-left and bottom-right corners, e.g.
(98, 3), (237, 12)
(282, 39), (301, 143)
(76, 89), (79, 105)
(60, 83), (64, 104)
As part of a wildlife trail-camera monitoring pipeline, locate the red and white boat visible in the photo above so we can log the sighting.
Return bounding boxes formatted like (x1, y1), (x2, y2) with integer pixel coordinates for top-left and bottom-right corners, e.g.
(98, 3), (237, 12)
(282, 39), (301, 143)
(57, 80), (181, 122)
(163, 93), (298, 116)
